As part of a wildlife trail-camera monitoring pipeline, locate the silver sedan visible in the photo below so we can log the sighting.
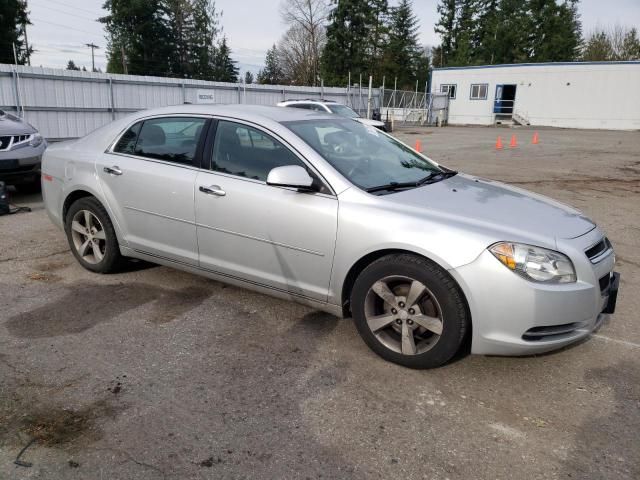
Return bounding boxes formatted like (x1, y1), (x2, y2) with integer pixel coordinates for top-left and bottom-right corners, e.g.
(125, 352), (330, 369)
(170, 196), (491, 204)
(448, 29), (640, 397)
(41, 105), (619, 368)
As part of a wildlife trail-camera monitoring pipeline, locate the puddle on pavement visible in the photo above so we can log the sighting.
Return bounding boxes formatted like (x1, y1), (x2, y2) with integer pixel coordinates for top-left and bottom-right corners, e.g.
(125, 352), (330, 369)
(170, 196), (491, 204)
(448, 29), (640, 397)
(5, 282), (212, 338)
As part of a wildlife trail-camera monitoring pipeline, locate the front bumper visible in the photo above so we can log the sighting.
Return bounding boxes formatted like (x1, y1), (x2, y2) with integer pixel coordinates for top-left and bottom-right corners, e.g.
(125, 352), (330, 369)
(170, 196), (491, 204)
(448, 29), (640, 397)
(450, 229), (618, 356)
(0, 143), (46, 184)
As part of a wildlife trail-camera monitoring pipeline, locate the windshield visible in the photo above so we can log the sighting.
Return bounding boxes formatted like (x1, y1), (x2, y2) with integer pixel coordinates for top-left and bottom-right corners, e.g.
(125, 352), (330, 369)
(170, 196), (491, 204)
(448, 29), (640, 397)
(326, 104), (360, 119)
(284, 119), (443, 191)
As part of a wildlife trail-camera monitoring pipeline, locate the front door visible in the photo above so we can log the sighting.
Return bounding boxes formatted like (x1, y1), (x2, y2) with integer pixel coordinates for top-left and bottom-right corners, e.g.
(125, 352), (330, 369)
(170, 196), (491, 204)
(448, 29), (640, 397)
(98, 116), (209, 265)
(194, 120), (338, 301)
(493, 84), (517, 114)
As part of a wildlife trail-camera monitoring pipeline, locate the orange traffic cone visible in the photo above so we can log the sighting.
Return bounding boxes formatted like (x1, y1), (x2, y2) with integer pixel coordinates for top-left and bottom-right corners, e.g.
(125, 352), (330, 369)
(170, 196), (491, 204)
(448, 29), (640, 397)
(414, 139), (422, 153)
(509, 134), (518, 148)
(532, 131), (539, 145)
(495, 136), (503, 150)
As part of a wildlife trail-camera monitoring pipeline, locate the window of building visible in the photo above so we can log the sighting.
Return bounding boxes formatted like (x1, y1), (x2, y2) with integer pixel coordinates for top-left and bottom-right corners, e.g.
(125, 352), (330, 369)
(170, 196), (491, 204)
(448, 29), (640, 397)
(131, 117), (207, 166)
(212, 120), (306, 181)
(470, 84), (488, 100)
(440, 84), (457, 99)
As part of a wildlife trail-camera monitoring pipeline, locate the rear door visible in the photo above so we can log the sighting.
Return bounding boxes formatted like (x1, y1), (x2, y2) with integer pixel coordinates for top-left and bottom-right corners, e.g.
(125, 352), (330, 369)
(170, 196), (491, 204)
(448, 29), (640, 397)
(98, 116), (209, 265)
(194, 119), (338, 301)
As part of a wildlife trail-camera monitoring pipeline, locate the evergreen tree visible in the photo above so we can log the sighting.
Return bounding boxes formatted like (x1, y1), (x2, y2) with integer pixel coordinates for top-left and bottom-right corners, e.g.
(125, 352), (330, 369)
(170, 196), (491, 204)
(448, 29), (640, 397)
(244, 71), (254, 84)
(582, 30), (612, 61)
(488, 0), (530, 64)
(381, 0), (421, 89)
(101, 0), (172, 76)
(474, 0), (499, 64)
(365, 0), (389, 79)
(449, 0), (478, 66)
(620, 28), (640, 60)
(0, 0), (31, 64)
(528, 0), (582, 61)
(191, 0), (220, 79)
(257, 44), (285, 84)
(66, 60), (81, 70)
(321, 0), (377, 85)
(434, 0), (456, 66)
(212, 37), (238, 82)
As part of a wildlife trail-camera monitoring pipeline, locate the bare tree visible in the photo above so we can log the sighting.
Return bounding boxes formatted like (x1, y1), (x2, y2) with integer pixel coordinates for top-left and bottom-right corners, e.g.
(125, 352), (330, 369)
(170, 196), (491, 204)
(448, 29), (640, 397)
(279, 0), (329, 85)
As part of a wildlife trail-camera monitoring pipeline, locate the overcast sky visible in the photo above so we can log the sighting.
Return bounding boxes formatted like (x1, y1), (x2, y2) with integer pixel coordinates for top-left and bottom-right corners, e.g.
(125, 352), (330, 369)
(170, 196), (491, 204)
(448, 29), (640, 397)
(25, 0), (640, 75)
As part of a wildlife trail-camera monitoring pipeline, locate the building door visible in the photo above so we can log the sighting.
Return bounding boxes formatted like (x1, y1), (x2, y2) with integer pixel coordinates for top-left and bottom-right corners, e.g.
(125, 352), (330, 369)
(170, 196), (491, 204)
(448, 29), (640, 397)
(493, 84), (517, 114)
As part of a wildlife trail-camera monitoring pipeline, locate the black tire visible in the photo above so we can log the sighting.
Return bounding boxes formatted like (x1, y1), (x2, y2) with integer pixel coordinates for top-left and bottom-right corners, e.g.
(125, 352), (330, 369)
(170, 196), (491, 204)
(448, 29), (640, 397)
(351, 254), (469, 369)
(64, 196), (124, 273)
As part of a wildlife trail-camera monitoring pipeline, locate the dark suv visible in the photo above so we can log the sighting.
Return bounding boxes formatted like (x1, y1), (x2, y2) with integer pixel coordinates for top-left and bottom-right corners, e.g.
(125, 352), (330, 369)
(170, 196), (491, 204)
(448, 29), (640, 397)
(0, 109), (46, 187)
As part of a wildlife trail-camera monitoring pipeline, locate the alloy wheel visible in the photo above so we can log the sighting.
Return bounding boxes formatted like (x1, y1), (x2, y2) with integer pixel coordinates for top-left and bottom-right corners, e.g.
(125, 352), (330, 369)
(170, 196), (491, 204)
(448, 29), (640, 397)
(70, 209), (107, 264)
(364, 275), (444, 355)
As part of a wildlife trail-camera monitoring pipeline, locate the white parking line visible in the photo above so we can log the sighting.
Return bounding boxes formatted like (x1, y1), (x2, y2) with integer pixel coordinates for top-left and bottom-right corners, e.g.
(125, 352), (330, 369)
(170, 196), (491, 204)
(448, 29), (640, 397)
(591, 334), (640, 349)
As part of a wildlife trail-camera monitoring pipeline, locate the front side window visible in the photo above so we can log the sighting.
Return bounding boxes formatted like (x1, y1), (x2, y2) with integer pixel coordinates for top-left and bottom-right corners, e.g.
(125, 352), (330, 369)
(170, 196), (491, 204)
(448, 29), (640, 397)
(440, 84), (457, 99)
(470, 84), (488, 100)
(211, 120), (306, 181)
(133, 117), (207, 166)
(284, 119), (444, 192)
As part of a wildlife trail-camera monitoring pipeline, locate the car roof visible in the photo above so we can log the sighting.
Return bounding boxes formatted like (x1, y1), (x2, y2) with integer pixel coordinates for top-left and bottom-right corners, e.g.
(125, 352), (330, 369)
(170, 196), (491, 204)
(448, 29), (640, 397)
(281, 99), (336, 104)
(128, 103), (335, 124)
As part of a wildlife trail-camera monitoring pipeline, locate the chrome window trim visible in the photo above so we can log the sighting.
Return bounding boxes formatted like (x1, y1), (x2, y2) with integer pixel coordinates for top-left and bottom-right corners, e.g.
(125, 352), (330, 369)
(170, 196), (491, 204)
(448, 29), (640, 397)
(207, 115), (337, 197)
(106, 113), (337, 197)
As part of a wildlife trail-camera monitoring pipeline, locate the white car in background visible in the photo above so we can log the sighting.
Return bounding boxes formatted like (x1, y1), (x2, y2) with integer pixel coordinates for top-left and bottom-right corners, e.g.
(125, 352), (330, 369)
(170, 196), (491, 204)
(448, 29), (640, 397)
(277, 99), (387, 131)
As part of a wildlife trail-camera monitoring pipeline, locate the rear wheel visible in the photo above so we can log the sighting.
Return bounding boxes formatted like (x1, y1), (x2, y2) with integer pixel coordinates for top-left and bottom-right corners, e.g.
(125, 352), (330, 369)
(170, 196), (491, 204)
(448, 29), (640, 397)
(64, 197), (123, 273)
(351, 254), (468, 369)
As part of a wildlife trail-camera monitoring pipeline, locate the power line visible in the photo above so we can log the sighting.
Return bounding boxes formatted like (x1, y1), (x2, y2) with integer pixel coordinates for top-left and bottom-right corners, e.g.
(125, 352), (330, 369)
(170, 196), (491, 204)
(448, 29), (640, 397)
(32, 0), (105, 18)
(30, 2), (103, 23)
(31, 17), (103, 36)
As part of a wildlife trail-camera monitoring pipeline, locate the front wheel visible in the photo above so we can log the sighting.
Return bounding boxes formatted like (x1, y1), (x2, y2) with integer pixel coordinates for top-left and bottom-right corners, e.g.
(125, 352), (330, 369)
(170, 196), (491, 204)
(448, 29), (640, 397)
(64, 197), (124, 273)
(351, 254), (469, 369)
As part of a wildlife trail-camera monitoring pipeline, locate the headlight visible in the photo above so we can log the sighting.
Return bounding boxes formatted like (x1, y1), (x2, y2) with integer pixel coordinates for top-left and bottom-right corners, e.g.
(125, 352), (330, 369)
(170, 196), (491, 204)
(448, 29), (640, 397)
(489, 242), (576, 283)
(29, 133), (43, 148)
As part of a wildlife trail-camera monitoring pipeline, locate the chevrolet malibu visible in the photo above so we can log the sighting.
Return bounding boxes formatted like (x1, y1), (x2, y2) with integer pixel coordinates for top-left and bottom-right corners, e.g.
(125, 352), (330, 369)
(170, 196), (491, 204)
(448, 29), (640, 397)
(42, 105), (619, 368)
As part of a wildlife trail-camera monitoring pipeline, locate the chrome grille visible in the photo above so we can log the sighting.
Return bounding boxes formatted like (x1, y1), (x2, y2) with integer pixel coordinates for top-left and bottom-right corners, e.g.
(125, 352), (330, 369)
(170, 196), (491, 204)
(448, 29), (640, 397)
(0, 134), (31, 151)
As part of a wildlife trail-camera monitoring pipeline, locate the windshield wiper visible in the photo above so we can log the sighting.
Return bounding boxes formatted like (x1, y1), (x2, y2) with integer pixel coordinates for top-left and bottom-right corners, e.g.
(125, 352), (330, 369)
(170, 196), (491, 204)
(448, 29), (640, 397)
(366, 170), (458, 194)
(365, 181), (420, 193)
(416, 170), (458, 186)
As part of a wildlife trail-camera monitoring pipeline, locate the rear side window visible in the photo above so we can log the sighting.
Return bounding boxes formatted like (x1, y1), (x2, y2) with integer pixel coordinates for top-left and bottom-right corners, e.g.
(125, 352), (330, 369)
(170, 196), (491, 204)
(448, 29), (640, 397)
(211, 120), (305, 181)
(114, 122), (142, 154)
(128, 117), (207, 166)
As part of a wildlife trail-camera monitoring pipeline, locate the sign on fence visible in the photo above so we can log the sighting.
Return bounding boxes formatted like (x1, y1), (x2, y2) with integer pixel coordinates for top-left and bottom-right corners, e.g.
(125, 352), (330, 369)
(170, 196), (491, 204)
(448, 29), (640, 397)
(196, 89), (216, 104)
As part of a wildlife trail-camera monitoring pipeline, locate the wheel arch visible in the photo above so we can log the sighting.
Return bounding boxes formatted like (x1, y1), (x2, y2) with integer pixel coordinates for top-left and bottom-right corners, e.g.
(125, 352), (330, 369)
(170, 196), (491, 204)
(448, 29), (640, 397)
(61, 187), (126, 246)
(62, 189), (95, 221)
(340, 249), (472, 333)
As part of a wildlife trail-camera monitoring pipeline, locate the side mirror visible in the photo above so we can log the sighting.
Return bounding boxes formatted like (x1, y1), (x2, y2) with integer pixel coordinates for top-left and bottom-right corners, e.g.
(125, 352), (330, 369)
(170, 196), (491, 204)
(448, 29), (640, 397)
(266, 165), (316, 191)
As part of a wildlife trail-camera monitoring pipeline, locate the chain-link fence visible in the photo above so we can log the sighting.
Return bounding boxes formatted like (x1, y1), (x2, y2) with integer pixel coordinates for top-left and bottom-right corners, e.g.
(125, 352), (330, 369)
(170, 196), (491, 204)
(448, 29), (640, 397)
(380, 89), (449, 127)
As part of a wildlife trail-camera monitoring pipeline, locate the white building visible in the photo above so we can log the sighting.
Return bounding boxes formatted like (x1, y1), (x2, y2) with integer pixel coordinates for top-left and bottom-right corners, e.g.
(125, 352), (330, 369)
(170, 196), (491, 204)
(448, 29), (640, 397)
(430, 61), (640, 130)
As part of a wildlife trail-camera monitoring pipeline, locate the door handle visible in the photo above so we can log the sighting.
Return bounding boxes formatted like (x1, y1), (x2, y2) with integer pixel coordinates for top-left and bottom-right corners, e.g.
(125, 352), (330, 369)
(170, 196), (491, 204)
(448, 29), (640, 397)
(199, 185), (226, 196)
(104, 166), (123, 176)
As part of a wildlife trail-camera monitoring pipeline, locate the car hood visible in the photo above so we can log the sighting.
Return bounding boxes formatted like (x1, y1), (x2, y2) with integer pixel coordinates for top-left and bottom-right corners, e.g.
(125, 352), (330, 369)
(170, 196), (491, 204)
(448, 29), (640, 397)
(356, 118), (385, 128)
(384, 173), (595, 241)
(0, 111), (36, 135)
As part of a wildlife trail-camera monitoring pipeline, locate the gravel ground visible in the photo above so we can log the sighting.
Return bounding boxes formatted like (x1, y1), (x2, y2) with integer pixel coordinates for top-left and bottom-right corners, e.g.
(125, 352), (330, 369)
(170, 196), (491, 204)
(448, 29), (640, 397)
(1, 126), (638, 479)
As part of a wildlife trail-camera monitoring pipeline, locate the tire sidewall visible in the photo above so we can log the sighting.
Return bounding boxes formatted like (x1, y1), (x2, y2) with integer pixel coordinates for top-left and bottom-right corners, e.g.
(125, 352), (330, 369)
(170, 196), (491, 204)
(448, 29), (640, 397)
(351, 255), (467, 369)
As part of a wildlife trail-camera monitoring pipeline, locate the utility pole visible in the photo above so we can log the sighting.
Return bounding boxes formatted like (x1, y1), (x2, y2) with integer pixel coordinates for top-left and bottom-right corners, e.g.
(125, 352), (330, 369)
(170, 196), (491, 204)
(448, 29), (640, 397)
(86, 43), (100, 72)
